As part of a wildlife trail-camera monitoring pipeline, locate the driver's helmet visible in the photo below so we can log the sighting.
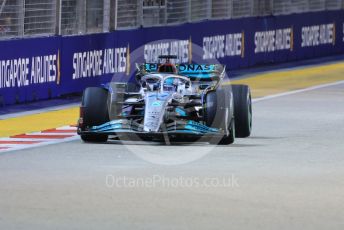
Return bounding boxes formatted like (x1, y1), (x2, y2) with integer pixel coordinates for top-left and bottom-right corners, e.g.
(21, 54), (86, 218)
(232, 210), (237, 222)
(163, 77), (183, 92)
(145, 78), (160, 91)
(163, 78), (175, 92)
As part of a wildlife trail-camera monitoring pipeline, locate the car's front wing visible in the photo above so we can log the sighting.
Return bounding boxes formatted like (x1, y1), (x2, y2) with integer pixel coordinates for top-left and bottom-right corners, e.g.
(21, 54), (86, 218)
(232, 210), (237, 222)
(78, 119), (223, 138)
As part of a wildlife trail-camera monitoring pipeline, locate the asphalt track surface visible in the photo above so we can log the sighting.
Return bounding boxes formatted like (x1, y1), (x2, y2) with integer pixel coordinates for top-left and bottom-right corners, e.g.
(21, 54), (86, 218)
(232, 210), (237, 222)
(0, 82), (343, 229)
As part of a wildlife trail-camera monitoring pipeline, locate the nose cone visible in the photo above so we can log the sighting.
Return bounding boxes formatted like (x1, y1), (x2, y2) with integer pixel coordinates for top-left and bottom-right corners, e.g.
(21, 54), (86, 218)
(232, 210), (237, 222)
(143, 92), (171, 132)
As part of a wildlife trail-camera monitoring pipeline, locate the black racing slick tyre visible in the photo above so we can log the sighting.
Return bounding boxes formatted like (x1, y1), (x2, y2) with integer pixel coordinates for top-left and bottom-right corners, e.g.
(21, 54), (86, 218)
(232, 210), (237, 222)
(204, 89), (235, 145)
(232, 84), (252, 138)
(80, 87), (109, 143)
(81, 134), (108, 143)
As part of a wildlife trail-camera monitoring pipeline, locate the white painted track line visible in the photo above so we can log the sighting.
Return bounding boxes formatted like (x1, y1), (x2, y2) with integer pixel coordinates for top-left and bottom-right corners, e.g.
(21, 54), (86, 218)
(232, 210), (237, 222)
(252, 80), (344, 103)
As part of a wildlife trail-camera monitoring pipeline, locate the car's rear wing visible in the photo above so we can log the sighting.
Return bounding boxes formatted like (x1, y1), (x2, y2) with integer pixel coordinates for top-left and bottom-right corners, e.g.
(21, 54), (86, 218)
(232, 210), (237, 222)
(136, 63), (226, 82)
(177, 64), (226, 81)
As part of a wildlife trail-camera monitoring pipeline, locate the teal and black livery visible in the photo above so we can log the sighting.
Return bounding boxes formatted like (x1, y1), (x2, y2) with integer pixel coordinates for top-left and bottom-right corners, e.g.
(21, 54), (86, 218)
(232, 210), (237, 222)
(89, 119), (219, 135)
(140, 63), (225, 81)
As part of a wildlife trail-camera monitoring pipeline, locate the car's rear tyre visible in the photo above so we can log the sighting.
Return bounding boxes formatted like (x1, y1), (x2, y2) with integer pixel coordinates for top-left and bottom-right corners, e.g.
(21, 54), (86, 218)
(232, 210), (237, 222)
(232, 84), (252, 138)
(80, 87), (109, 143)
(204, 89), (235, 145)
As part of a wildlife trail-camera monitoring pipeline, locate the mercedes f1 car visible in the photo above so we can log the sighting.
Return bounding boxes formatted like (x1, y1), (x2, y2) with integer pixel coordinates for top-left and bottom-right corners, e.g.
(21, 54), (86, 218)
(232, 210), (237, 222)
(77, 55), (252, 145)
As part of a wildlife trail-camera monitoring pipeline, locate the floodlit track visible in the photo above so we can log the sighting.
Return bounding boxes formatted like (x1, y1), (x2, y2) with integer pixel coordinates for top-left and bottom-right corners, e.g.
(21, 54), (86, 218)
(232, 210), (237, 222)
(0, 80), (343, 229)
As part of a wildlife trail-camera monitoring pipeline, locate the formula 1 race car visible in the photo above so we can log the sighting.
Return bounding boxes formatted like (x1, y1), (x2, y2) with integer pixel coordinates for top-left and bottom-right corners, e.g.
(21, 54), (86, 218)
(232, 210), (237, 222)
(77, 55), (252, 145)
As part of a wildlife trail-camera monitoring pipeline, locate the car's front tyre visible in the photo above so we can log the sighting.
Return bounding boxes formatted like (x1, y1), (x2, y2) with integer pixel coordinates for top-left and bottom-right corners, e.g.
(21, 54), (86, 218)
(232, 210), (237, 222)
(204, 88), (235, 145)
(79, 87), (109, 143)
(80, 134), (108, 143)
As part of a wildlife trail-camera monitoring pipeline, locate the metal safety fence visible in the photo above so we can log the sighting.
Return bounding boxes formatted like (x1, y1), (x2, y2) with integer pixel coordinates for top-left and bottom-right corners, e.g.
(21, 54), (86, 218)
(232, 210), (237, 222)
(0, 0), (344, 39)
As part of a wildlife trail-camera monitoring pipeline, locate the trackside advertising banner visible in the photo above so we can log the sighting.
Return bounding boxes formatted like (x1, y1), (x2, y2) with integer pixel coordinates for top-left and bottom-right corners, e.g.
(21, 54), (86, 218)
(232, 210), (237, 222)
(0, 37), (60, 105)
(1, 10), (344, 105)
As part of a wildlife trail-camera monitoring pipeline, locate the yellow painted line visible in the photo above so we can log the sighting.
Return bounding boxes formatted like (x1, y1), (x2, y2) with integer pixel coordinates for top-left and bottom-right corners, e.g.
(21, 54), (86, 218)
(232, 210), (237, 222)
(0, 107), (79, 138)
(231, 62), (344, 98)
(1, 61), (344, 138)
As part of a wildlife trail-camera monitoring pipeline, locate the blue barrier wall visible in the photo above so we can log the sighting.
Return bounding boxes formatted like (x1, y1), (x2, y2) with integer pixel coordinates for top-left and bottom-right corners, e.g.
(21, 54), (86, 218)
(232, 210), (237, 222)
(1, 10), (344, 105)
